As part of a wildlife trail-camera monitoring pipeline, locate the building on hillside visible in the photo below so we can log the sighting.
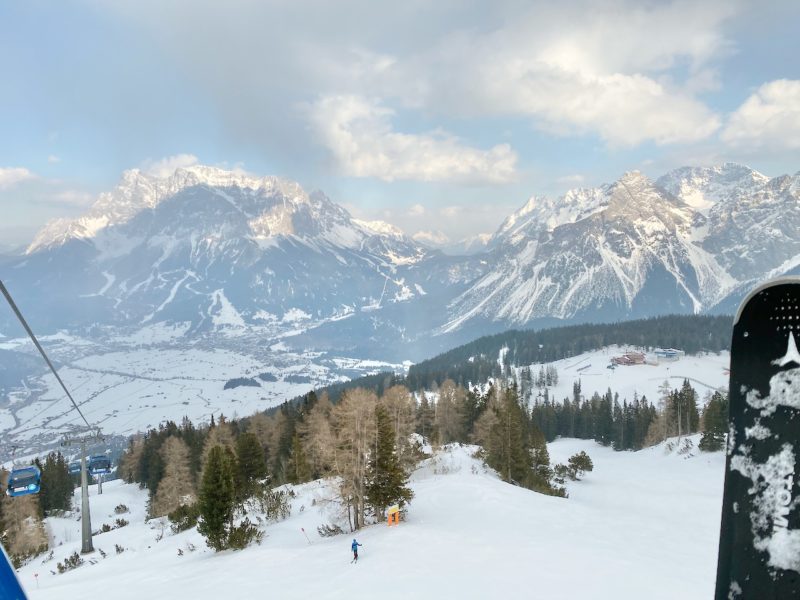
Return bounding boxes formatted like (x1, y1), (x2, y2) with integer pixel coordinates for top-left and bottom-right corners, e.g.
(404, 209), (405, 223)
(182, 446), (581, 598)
(653, 348), (685, 362)
(610, 351), (646, 366)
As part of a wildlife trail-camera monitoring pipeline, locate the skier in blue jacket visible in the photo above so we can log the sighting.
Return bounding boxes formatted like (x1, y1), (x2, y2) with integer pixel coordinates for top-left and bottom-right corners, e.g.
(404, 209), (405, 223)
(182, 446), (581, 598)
(351, 539), (362, 562)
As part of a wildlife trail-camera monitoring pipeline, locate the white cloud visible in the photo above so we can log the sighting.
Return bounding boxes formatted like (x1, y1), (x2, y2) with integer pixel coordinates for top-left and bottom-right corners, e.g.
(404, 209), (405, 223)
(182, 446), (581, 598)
(0, 167), (36, 189)
(408, 203), (426, 216)
(306, 95), (517, 183)
(387, 1), (733, 146)
(412, 230), (450, 247)
(50, 190), (94, 206)
(721, 79), (800, 150)
(141, 154), (199, 178)
(557, 174), (585, 185)
(87, 0), (746, 161)
(440, 205), (462, 218)
(0, 175), (96, 247)
(47, 155), (61, 164)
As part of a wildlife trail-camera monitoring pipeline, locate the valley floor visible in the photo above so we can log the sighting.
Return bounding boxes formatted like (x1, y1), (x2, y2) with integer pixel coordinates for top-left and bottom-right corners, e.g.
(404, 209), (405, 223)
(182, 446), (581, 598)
(19, 436), (725, 599)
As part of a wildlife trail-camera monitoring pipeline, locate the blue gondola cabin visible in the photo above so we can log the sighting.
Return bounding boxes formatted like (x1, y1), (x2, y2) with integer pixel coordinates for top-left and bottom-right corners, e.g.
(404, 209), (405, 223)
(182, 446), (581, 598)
(6, 466), (41, 497)
(88, 455), (111, 476)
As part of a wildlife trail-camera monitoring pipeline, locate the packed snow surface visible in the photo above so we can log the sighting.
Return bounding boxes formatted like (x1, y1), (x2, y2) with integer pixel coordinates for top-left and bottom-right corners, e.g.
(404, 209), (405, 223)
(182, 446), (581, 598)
(19, 437), (725, 599)
(522, 346), (729, 405)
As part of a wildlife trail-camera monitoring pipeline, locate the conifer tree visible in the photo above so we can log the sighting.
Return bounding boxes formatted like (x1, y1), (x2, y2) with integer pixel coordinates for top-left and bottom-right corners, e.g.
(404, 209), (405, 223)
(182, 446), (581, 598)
(286, 431), (311, 484)
(486, 386), (533, 486)
(699, 391), (728, 452)
(415, 395), (436, 441)
(236, 431), (268, 493)
(567, 451), (594, 480)
(179, 416), (206, 478)
(366, 405), (413, 518)
(197, 445), (237, 551)
(680, 380), (700, 434)
(462, 388), (486, 436)
(529, 423), (557, 494)
(37, 452), (73, 515)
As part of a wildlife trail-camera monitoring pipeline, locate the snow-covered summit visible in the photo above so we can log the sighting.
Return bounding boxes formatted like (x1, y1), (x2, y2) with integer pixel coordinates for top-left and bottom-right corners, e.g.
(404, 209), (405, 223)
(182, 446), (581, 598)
(27, 166), (313, 254)
(353, 219), (407, 239)
(13, 164), (437, 336)
(656, 163), (770, 215)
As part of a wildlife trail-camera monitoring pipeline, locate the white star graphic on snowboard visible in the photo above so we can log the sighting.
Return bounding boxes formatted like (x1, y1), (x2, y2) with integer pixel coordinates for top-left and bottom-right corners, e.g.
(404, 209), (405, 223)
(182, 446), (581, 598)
(772, 331), (800, 367)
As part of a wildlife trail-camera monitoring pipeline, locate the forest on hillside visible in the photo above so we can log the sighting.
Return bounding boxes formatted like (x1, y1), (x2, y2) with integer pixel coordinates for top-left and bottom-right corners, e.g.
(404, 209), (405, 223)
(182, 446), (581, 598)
(307, 314), (732, 402)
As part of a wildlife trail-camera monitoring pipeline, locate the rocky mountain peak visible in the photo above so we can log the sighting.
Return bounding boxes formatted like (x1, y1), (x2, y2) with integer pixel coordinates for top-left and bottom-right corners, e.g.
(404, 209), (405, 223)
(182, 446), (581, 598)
(27, 166), (325, 254)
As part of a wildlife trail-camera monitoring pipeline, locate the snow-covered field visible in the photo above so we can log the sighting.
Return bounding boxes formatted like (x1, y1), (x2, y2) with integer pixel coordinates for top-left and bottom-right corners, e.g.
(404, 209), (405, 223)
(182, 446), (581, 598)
(519, 346), (729, 405)
(19, 436), (726, 599)
(0, 339), (728, 458)
(0, 330), (407, 455)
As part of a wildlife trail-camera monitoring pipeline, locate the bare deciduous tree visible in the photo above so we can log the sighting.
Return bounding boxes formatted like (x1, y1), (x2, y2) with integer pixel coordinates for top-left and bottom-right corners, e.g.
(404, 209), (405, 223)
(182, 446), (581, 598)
(331, 388), (376, 531)
(202, 418), (237, 480)
(380, 385), (417, 468)
(0, 477), (48, 562)
(298, 393), (334, 478)
(152, 436), (196, 517)
(436, 379), (467, 444)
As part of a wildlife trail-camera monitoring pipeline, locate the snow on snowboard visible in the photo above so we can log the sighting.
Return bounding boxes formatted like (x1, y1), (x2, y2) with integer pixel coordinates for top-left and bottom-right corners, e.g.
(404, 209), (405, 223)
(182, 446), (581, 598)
(716, 277), (800, 598)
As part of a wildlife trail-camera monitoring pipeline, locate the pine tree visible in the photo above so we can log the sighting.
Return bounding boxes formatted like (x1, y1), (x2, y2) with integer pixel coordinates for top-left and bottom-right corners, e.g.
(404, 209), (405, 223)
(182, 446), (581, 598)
(567, 451), (594, 480)
(699, 391), (728, 452)
(680, 380), (700, 434)
(286, 431), (311, 484)
(366, 405), (413, 519)
(37, 452), (73, 515)
(139, 430), (166, 496)
(197, 445), (237, 551)
(415, 395), (436, 441)
(485, 386), (533, 486)
(236, 431), (268, 493)
(529, 423), (557, 494)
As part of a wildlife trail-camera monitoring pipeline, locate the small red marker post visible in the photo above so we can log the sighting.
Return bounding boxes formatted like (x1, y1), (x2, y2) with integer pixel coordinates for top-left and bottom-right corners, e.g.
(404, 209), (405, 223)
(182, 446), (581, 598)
(301, 527), (311, 545)
(34, 573), (39, 589)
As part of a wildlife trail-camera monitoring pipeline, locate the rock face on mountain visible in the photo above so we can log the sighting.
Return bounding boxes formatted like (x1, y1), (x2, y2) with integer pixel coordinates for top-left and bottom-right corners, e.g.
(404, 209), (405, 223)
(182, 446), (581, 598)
(3, 167), (482, 342)
(444, 164), (800, 333)
(1, 163), (798, 358)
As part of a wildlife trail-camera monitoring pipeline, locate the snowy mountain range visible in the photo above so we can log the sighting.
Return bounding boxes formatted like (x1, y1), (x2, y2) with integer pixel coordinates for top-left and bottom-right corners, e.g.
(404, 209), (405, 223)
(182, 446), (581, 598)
(2, 163), (799, 359)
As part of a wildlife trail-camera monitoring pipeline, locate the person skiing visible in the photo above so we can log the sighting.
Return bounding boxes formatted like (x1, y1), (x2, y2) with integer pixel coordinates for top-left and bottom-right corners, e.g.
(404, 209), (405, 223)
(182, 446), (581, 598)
(351, 538), (362, 562)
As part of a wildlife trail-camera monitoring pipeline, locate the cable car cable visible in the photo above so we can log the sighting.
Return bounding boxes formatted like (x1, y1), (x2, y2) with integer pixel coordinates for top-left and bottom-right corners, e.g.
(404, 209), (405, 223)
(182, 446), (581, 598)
(0, 279), (92, 430)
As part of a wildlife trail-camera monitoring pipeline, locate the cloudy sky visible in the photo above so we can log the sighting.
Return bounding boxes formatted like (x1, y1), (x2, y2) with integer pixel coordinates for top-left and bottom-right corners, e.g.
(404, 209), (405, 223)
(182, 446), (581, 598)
(1, 0), (799, 249)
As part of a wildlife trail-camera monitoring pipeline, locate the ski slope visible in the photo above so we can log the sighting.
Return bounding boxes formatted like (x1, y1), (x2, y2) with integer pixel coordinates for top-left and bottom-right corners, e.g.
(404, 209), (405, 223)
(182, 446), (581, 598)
(19, 436), (725, 599)
(521, 347), (729, 406)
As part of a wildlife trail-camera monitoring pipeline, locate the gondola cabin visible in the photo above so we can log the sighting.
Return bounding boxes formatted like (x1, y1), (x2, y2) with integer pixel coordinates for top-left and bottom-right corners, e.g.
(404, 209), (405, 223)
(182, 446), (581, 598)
(5, 465), (41, 497)
(88, 455), (111, 476)
(68, 461), (81, 475)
